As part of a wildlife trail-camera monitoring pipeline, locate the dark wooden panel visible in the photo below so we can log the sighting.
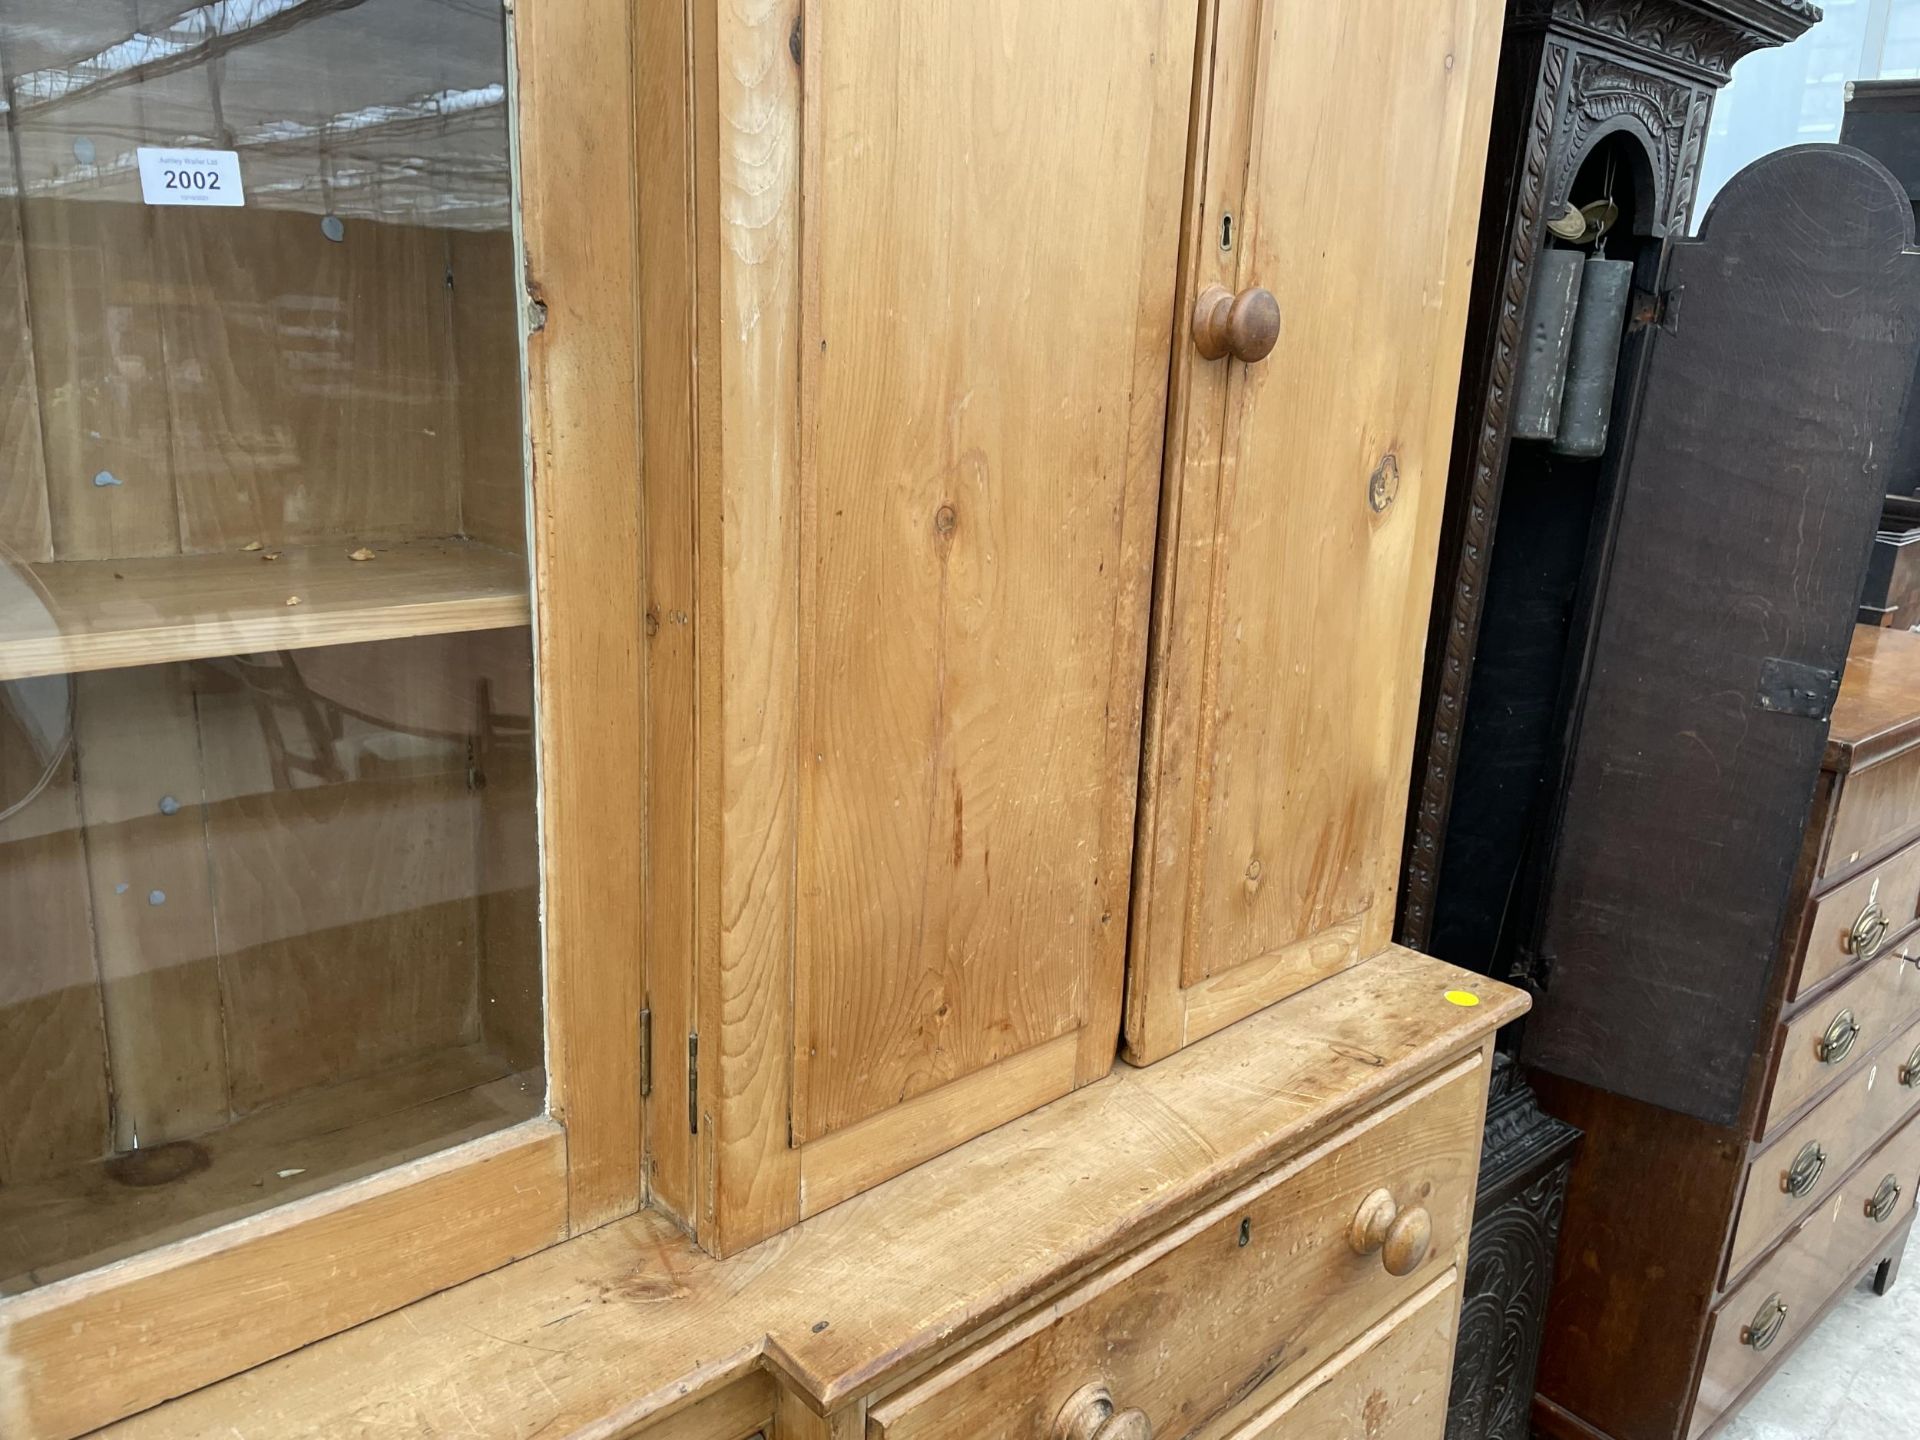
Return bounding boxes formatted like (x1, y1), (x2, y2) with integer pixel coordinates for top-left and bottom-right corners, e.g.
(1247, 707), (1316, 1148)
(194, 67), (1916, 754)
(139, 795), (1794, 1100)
(1524, 146), (1920, 1124)
(1529, 1072), (1747, 1440)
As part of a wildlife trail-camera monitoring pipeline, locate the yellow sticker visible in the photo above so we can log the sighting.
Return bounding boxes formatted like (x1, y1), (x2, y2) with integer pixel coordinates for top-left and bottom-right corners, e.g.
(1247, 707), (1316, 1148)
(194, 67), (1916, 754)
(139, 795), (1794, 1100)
(1444, 989), (1481, 1008)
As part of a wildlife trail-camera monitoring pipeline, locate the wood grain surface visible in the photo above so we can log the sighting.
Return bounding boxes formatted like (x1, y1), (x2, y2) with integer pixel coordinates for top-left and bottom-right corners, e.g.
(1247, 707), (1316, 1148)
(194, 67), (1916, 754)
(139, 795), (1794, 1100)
(1786, 832), (1920, 1000)
(0, 1046), (535, 1294)
(873, 1061), (1481, 1440)
(448, 228), (529, 554)
(637, 0), (701, 1226)
(1820, 746), (1920, 882)
(689, 0), (1198, 1254)
(1694, 1113), (1920, 1437)
(515, 0), (645, 1232)
(1128, 0), (1503, 1060)
(0, 726), (108, 1186)
(697, 0), (804, 1253)
(155, 207), (461, 552)
(787, 0), (1195, 1143)
(2, 538), (530, 682)
(1764, 943), (1920, 1136)
(196, 707), (482, 1111)
(95, 949), (1524, 1439)
(1730, 1008), (1920, 1283)
(1211, 1273), (1459, 1440)
(1526, 147), (1920, 1125)
(1826, 624), (1920, 773)
(0, 1118), (567, 1439)
(21, 197), (180, 561)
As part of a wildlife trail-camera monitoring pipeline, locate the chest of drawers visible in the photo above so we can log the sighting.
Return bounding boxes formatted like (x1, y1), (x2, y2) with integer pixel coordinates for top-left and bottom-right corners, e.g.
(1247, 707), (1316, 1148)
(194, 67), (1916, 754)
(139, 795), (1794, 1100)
(1533, 626), (1920, 1440)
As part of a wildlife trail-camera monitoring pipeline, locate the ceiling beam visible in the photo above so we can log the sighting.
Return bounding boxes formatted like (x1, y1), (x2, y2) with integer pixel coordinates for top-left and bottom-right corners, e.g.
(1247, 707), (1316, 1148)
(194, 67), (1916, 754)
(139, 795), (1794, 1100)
(2, 0), (370, 121)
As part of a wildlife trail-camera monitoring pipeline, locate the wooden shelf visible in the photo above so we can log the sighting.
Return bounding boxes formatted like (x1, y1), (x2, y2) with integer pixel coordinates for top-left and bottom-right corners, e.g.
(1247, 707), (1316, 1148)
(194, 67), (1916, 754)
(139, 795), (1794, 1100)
(0, 1045), (541, 1294)
(0, 539), (531, 682)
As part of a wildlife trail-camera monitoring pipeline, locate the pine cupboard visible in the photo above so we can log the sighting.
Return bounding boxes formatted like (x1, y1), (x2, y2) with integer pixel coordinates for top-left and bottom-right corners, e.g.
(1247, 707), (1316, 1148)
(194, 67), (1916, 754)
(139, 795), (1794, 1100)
(651, 0), (1507, 1259)
(1, 0), (1523, 1436)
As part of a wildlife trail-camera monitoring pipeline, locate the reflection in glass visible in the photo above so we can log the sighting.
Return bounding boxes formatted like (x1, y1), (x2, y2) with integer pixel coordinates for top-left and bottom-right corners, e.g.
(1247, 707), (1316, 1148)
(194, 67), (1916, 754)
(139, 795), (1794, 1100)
(0, 1), (538, 1293)
(1695, 0), (1920, 221)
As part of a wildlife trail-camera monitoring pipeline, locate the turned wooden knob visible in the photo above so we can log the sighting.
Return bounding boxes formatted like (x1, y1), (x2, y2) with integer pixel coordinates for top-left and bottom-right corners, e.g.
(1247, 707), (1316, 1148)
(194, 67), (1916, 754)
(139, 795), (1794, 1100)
(1348, 1187), (1433, 1277)
(1192, 283), (1281, 363)
(1053, 1383), (1153, 1440)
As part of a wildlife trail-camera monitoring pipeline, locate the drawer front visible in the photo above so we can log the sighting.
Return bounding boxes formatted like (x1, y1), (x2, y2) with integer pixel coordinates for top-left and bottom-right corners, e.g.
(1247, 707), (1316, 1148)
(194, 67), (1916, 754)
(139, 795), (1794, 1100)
(1842, 1129), (1920, 1264)
(1696, 1115), (1920, 1438)
(870, 1059), (1485, 1440)
(1822, 749), (1920, 884)
(1792, 837), (1920, 1001)
(620, 1377), (774, 1440)
(1208, 1275), (1457, 1440)
(1731, 1011), (1920, 1279)
(1765, 947), (1920, 1136)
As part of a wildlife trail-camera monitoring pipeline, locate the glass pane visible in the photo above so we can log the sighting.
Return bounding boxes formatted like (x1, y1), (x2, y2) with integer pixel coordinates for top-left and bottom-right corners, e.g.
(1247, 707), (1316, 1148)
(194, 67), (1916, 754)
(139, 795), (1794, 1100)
(1694, 0), (1920, 221)
(0, 0), (539, 1293)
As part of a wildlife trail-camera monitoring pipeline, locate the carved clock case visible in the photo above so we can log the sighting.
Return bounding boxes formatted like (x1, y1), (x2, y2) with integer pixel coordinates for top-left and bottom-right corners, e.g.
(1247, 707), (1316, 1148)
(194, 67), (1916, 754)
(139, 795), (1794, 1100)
(1392, 4), (1823, 1440)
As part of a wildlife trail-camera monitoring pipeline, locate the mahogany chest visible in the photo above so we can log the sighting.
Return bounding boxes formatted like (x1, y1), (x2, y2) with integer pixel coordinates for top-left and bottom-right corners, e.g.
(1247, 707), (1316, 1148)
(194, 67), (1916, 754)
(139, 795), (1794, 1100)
(1533, 625), (1920, 1440)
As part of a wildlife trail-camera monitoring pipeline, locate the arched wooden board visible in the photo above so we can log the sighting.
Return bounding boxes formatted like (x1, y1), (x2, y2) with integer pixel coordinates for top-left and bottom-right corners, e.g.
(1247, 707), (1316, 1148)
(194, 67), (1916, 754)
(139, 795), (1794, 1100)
(1523, 144), (1920, 1124)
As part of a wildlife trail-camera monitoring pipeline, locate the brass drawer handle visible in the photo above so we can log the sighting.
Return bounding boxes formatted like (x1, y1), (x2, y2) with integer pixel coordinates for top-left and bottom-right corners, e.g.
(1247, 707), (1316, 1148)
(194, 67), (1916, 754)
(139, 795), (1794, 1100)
(1053, 1384), (1152, 1440)
(1867, 1174), (1902, 1224)
(1741, 1294), (1788, 1352)
(1817, 1009), (1861, 1065)
(1847, 891), (1891, 958)
(1348, 1187), (1434, 1277)
(1902, 1042), (1920, 1089)
(1782, 1141), (1826, 1198)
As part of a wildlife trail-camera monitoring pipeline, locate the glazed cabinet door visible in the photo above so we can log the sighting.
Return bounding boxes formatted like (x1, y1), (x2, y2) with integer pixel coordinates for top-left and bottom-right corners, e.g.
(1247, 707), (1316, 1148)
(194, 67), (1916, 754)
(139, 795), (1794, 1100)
(1126, 0), (1504, 1061)
(0, 1), (643, 1434)
(662, 0), (1197, 1254)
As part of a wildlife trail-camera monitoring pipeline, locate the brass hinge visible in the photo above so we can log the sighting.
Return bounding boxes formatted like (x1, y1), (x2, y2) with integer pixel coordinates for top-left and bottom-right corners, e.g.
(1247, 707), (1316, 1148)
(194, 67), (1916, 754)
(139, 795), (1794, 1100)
(688, 1032), (700, 1135)
(639, 1004), (652, 1098)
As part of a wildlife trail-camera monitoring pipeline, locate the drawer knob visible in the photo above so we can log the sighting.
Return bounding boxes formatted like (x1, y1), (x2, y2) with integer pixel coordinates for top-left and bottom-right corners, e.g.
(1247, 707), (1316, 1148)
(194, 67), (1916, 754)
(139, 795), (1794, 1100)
(1867, 1173), (1902, 1224)
(1816, 1009), (1860, 1066)
(1847, 896), (1890, 958)
(1782, 1140), (1826, 1199)
(1053, 1384), (1151, 1440)
(1192, 284), (1281, 363)
(1741, 1294), (1788, 1352)
(1348, 1188), (1433, 1277)
(1901, 1042), (1920, 1088)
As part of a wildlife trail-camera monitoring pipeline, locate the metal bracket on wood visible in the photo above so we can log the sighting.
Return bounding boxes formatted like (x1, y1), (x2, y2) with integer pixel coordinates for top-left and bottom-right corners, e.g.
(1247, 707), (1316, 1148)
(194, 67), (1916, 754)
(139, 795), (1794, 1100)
(1755, 656), (1840, 720)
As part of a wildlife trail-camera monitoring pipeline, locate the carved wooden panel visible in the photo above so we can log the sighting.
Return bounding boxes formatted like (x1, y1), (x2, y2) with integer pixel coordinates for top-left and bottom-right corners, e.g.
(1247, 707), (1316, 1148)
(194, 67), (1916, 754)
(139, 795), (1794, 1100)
(1447, 1057), (1580, 1440)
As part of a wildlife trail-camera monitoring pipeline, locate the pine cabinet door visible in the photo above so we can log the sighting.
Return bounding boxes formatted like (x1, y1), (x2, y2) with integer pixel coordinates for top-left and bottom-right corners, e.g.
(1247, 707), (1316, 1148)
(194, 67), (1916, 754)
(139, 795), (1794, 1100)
(1126, 0), (1505, 1062)
(669, 0), (1198, 1255)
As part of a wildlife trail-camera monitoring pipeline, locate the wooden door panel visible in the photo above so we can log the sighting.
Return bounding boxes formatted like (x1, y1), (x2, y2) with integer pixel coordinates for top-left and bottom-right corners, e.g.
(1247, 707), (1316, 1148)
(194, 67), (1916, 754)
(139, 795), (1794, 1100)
(792, 0), (1189, 1143)
(699, 0), (1196, 1251)
(1523, 148), (1920, 1126)
(1128, 0), (1504, 1061)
